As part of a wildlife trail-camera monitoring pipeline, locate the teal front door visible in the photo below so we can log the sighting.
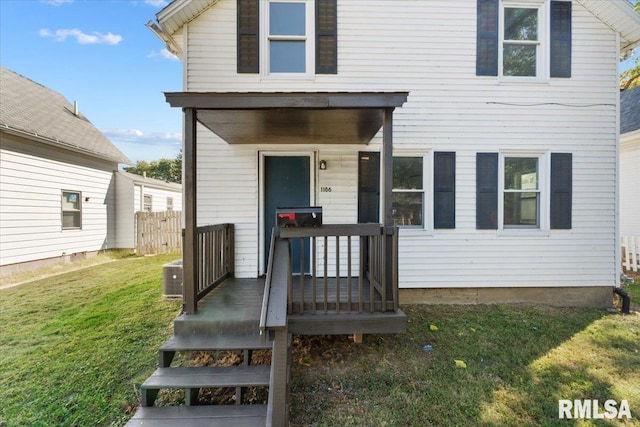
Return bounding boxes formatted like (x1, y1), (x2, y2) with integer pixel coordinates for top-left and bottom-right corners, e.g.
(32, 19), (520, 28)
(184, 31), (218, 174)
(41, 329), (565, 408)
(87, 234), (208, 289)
(264, 156), (311, 273)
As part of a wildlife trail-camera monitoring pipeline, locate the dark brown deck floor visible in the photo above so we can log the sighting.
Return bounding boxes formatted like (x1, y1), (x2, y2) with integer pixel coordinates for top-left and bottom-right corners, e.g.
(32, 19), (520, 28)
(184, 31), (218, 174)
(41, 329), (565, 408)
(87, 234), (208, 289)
(176, 277), (405, 337)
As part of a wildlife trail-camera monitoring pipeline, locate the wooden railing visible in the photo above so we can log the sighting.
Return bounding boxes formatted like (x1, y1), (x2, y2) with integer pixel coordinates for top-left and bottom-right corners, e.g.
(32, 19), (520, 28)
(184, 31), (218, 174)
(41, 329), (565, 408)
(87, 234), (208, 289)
(279, 224), (398, 314)
(184, 223), (234, 314)
(259, 230), (290, 427)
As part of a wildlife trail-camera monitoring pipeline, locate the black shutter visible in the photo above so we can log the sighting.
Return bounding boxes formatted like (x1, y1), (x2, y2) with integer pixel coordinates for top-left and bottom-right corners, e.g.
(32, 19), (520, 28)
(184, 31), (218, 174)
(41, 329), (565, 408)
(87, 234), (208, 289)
(358, 152), (380, 223)
(550, 1), (572, 78)
(476, 153), (498, 229)
(434, 152), (456, 229)
(476, 0), (499, 76)
(550, 153), (572, 229)
(237, 0), (259, 73)
(316, 0), (337, 74)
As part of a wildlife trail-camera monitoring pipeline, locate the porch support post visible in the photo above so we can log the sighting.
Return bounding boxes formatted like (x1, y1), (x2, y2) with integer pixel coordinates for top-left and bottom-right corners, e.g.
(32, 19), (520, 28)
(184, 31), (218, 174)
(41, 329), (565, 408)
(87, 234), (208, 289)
(382, 108), (395, 305)
(183, 108), (198, 315)
(382, 108), (394, 227)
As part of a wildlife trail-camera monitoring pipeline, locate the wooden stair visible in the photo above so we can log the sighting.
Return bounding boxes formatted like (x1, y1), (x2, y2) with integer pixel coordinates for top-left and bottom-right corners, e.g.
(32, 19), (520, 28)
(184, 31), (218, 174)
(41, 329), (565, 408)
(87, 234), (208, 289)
(126, 333), (273, 427)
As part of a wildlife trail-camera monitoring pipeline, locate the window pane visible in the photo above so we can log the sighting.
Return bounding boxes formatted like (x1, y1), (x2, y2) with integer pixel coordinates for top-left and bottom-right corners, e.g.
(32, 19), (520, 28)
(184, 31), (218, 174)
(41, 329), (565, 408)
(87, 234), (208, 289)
(505, 157), (538, 190)
(392, 192), (423, 226)
(504, 8), (537, 41)
(270, 40), (306, 73)
(62, 211), (81, 228)
(62, 192), (79, 210)
(503, 44), (536, 76)
(270, 2), (305, 36)
(393, 157), (423, 190)
(504, 192), (539, 226)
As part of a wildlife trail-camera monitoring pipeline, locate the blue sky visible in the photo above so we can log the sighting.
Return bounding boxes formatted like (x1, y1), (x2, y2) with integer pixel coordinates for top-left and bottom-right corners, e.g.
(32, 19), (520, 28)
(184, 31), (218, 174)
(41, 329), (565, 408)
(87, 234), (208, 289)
(1, 0), (639, 164)
(0, 0), (182, 164)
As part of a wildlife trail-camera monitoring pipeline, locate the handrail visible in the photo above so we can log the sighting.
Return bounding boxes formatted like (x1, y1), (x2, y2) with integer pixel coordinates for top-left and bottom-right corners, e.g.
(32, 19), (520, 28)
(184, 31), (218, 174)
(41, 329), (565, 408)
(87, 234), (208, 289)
(259, 229), (277, 340)
(183, 223), (234, 314)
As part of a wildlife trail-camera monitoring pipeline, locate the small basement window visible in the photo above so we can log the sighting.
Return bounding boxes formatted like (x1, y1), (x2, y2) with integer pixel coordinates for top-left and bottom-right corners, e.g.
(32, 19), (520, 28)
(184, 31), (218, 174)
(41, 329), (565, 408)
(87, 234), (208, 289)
(62, 191), (82, 229)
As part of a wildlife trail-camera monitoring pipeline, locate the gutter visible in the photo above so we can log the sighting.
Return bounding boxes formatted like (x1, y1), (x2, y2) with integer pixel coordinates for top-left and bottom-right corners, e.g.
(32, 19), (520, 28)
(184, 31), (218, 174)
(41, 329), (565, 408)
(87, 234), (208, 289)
(0, 123), (131, 165)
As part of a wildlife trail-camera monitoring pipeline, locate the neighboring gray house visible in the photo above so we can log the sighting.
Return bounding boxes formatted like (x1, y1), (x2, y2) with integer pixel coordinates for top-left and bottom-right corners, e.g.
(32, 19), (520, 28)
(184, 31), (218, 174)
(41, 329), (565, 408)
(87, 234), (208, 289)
(115, 171), (182, 249)
(0, 67), (130, 276)
(620, 86), (640, 241)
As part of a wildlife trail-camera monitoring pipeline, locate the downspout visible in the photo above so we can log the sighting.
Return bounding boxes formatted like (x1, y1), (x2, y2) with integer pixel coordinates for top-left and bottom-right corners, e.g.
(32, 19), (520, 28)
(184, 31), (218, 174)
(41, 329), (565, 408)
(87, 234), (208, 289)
(613, 32), (631, 315)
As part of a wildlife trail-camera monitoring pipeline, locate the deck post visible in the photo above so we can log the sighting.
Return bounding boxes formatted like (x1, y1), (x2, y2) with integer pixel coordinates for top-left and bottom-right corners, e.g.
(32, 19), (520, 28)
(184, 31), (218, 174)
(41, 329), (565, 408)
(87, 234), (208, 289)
(382, 107), (395, 302)
(267, 328), (290, 427)
(183, 108), (198, 315)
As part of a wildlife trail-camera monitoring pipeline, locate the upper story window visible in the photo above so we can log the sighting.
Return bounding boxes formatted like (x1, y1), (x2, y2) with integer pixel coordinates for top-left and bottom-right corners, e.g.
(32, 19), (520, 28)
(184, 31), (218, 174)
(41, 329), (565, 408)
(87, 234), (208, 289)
(268, 1), (308, 73)
(502, 6), (542, 78)
(237, 0), (337, 75)
(477, 0), (571, 80)
(62, 191), (82, 230)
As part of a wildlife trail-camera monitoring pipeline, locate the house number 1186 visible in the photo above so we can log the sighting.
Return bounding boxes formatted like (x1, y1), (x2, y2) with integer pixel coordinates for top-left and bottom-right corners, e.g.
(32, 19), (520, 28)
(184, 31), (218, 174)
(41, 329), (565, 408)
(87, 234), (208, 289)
(320, 186), (332, 192)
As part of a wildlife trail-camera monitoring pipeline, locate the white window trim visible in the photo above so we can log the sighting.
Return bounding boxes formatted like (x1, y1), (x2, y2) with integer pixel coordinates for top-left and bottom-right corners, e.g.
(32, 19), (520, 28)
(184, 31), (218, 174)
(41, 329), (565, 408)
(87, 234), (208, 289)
(61, 190), (82, 230)
(499, 0), (549, 83)
(392, 151), (434, 233)
(261, 0), (316, 79)
(497, 151), (550, 234)
(257, 150), (317, 275)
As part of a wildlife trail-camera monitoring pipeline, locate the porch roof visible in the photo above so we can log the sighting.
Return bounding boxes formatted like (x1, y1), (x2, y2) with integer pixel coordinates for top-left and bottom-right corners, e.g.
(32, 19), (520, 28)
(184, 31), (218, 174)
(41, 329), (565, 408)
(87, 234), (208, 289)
(165, 92), (409, 145)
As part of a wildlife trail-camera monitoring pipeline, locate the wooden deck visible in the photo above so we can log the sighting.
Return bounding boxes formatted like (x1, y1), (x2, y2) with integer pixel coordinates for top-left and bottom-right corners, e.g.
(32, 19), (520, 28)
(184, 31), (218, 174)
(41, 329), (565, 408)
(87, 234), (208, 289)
(175, 277), (406, 337)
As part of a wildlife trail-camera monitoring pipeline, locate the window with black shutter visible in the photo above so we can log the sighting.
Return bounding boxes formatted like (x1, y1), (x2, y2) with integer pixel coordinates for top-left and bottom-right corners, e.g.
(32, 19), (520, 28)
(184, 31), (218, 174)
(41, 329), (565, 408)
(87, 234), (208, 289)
(237, 0), (337, 75)
(476, 0), (572, 79)
(434, 152), (456, 229)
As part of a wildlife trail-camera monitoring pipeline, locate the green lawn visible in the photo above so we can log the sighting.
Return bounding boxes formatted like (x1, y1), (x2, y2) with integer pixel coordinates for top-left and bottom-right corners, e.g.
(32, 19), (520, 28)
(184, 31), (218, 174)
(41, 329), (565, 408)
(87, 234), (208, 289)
(290, 305), (640, 426)
(1, 256), (638, 426)
(0, 254), (181, 427)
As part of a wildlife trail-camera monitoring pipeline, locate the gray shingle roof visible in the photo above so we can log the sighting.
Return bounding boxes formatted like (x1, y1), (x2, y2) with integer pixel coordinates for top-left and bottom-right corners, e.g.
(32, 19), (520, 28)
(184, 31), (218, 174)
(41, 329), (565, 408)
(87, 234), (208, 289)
(621, 86), (640, 135)
(0, 67), (130, 164)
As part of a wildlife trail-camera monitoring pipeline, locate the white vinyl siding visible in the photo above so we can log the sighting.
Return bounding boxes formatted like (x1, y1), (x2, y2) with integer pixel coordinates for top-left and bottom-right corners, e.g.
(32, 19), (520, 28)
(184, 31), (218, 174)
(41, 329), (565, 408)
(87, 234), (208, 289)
(114, 172), (183, 249)
(0, 135), (117, 266)
(620, 134), (640, 238)
(183, 0), (619, 288)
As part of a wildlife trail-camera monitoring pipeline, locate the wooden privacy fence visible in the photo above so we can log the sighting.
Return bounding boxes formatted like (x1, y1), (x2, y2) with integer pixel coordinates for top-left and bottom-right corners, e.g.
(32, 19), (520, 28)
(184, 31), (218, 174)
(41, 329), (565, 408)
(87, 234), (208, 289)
(136, 211), (182, 255)
(622, 236), (639, 273)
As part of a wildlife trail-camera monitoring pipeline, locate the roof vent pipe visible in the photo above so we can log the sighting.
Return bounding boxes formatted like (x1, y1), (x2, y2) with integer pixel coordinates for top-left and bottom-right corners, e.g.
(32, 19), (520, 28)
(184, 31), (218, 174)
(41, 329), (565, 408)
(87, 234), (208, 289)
(73, 101), (79, 117)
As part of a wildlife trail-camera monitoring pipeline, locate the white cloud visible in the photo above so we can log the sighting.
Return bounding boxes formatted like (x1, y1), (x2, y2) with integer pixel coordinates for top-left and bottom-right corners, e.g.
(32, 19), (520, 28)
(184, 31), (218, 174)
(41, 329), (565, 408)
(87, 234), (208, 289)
(103, 129), (181, 145)
(39, 28), (123, 45)
(144, 0), (169, 7)
(147, 48), (179, 61)
(41, 0), (73, 5)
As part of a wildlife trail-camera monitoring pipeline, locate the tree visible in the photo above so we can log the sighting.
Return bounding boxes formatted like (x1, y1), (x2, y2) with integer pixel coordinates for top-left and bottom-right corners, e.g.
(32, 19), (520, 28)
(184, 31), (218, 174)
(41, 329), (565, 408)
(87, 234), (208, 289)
(124, 150), (182, 183)
(620, 1), (640, 90)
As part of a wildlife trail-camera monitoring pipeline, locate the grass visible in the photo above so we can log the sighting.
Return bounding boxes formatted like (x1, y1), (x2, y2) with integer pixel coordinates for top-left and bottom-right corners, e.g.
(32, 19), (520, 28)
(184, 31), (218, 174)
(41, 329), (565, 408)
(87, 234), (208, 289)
(1, 256), (638, 426)
(0, 249), (135, 288)
(0, 254), (181, 427)
(289, 305), (640, 426)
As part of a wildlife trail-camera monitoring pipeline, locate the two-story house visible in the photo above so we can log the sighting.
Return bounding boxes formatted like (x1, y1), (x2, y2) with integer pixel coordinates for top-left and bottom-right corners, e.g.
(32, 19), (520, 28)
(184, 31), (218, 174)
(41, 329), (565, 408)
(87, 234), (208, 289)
(126, 1), (640, 425)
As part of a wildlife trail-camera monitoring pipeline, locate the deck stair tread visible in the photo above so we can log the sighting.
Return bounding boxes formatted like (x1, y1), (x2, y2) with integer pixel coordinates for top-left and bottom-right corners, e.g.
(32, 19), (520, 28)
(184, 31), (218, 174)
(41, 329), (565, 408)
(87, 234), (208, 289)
(142, 365), (271, 388)
(160, 334), (273, 352)
(126, 405), (267, 427)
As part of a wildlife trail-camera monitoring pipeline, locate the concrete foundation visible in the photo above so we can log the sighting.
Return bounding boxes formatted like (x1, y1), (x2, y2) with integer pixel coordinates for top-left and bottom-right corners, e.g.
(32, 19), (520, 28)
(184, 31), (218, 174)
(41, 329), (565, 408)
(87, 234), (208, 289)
(399, 286), (613, 308)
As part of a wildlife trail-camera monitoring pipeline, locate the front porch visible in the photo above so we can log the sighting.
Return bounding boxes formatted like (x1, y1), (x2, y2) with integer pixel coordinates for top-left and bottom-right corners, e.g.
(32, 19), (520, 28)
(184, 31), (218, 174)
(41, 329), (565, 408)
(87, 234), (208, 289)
(128, 92), (408, 426)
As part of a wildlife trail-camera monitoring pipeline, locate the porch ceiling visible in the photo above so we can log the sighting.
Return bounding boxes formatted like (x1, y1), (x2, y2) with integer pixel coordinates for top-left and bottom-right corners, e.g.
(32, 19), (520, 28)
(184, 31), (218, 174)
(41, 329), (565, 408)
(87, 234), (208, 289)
(165, 92), (409, 145)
